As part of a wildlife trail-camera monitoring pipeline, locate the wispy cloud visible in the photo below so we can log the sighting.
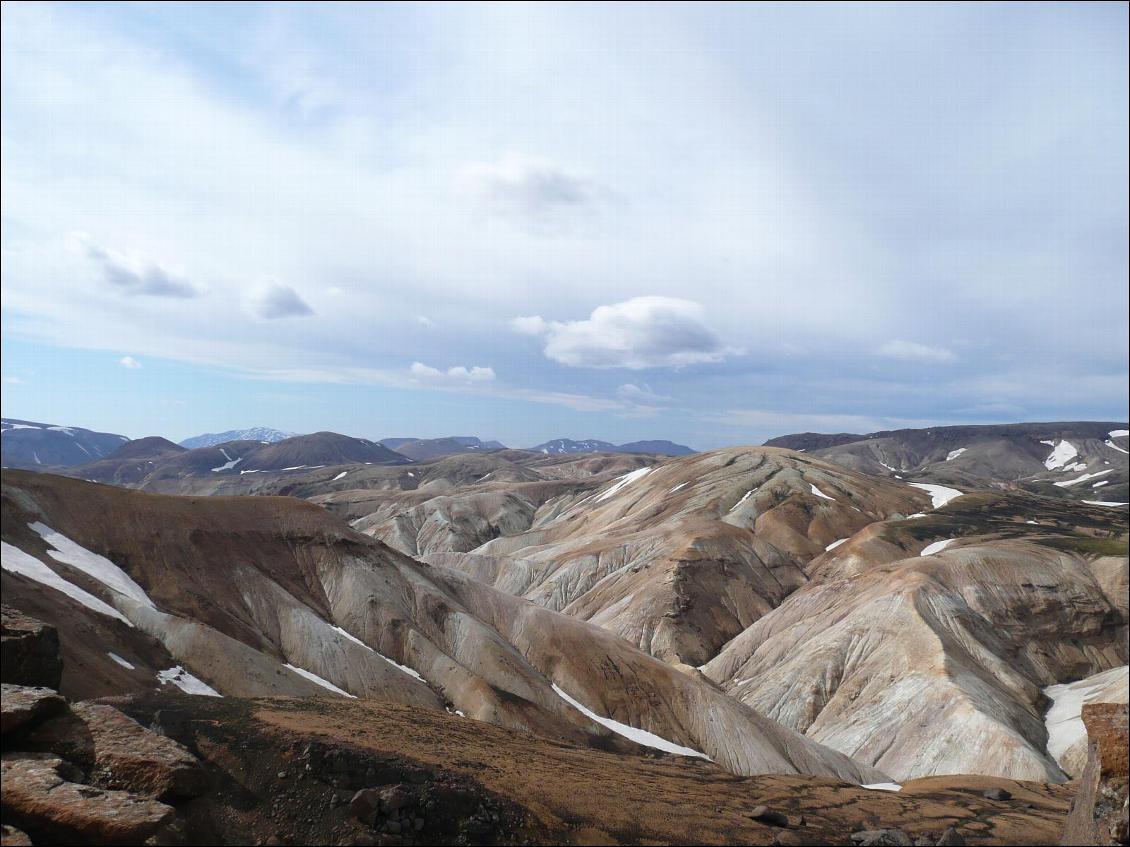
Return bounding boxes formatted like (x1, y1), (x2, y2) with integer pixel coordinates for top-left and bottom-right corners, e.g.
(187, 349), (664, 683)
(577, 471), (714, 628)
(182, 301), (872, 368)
(68, 233), (202, 299)
(876, 340), (957, 364)
(409, 362), (496, 382)
(119, 356), (142, 369)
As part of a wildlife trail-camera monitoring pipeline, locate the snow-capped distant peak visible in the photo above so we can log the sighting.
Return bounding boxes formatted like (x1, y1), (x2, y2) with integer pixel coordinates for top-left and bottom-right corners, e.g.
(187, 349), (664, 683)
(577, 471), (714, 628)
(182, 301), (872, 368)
(180, 427), (299, 449)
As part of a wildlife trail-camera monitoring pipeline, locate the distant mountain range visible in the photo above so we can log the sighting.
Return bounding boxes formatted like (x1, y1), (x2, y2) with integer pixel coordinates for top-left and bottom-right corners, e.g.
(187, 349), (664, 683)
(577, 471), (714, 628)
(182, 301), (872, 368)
(379, 436), (506, 462)
(765, 421), (1129, 502)
(179, 427), (298, 449)
(529, 438), (695, 456)
(0, 418), (130, 469)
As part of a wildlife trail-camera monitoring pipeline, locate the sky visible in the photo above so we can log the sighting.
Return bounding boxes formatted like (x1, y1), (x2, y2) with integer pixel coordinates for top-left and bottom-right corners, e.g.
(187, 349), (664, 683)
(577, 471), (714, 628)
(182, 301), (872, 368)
(1, 2), (1127, 449)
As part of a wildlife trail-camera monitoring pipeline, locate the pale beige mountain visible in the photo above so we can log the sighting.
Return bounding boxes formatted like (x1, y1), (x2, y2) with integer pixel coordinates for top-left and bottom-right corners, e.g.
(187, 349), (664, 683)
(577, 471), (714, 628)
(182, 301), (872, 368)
(421, 447), (929, 665)
(1, 470), (884, 784)
(703, 494), (1128, 783)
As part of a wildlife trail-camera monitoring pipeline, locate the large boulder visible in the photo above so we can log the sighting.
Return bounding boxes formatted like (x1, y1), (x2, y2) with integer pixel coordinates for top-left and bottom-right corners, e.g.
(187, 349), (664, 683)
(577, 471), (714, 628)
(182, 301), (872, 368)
(75, 702), (208, 799)
(1061, 703), (1129, 846)
(1, 606), (62, 689)
(0, 752), (174, 844)
(1, 684), (66, 736)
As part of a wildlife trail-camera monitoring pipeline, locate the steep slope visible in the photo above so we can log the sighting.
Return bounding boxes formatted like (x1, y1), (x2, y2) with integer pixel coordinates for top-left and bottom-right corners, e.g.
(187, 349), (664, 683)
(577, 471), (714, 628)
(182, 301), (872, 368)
(1, 418), (130, 470)
(703, 491), (1129, 783)
(178, 427), (298, 449)
(766, 422), (1129, 503)
(0, 470), (885, 784)
(421, 447), (929, 665)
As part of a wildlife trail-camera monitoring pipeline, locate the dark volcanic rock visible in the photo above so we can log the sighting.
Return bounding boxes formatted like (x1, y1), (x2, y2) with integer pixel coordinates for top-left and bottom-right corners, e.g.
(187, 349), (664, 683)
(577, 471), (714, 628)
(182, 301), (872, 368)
(1, 684), (66, 736)
(1, 605), (63, 689)
(0, 752), (174, 843)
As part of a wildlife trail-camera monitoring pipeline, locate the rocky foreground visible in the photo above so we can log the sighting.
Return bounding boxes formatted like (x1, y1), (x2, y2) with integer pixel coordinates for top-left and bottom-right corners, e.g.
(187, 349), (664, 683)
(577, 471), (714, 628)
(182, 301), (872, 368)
(1, 608), (1127, 846)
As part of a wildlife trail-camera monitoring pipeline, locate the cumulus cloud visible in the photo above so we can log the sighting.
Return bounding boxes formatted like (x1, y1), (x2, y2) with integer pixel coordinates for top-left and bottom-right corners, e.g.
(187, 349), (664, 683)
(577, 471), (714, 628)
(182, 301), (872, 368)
(245, 280), (314, 319)
(410, 362), (496, 382)
(119, 356), (142, 369)
(515, 297), (733, 370)
(877, 339), (957, 364)
(416, 315), (436, 329)
(68, 232), (202, 298)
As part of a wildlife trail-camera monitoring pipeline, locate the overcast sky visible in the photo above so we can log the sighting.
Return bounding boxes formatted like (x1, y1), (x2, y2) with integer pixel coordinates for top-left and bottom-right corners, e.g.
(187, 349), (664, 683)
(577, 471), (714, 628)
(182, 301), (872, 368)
(2, 2), (1127, 448)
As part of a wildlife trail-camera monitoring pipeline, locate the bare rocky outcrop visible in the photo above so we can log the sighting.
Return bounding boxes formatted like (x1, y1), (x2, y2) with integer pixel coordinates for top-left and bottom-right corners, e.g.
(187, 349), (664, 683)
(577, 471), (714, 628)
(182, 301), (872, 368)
(1062, 703), (1130, 846)
(0, 752), (175, 844)
(1, 605), (62, 689)
(24, 701), (209, 799)
(1, 684), (66, 736)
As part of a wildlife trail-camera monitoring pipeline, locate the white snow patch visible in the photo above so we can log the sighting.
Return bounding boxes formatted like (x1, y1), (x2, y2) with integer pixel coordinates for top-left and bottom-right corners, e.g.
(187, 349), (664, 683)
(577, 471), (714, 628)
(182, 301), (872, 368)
(107, 652), (135, 670)
(809, 483), (835, 501)
(552, 683), (709, 759)
(825, 538), (848, 551)
(1104, 439), (1129, 455)
(333, 471), (348, 481)
(1110, 429), (1129, 438)
(157, 666), (221, 696)
(669, 482), (688, 493)
(907, 483), (964, 509)
(29, 522), (155, 608)
(1083, 501), (1129, 507)
(945, 448), (967, 462)
(921, 538), (955, 556)
(2, 542), (131, 625)
(1044, 440), (1079, 470)
(1044, 667), (1128, 766)
(284, 663), (356, 698)
(595, 467), (651, 502)
(729, 488), (757, 512)
(862, 783), (903, 792)
(1054, 469), (1114, 488)
(329, 626), (426, 682)
(211, 456), (242, 472)
(1093, 480), (1109, 488)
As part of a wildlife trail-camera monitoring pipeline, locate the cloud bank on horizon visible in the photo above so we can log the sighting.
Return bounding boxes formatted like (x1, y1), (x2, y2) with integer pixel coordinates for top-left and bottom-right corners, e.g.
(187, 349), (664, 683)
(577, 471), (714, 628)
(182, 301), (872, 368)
(1, 2), (1126, 447)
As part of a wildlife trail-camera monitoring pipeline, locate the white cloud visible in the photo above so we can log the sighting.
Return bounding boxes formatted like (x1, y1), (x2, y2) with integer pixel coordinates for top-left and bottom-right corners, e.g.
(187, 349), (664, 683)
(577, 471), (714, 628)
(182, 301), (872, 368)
(616, 383), (672, 404)
(876, 339), (957, 363)
(517, 297), (733, 370)
(511, 315), (547, 335)
(410, 362), (495, 382)
(2, 376), (26, 385)
(119, 356), (142, 369)
(68, 232), (202, 298)
(459, 156), (599, 231)
(245, 281), (314, 320)
(416, 315), (436, 329)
